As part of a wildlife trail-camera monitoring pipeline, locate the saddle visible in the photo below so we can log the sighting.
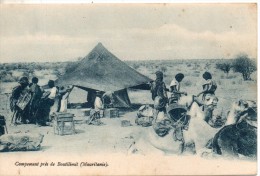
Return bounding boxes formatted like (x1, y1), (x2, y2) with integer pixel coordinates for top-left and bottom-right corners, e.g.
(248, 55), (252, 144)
(153, 119), (184, 143)
(167, 104), (190, 130)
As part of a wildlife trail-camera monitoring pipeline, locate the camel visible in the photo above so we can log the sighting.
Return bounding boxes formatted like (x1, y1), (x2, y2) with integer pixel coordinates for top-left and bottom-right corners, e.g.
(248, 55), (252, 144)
(128, 97), (257, 158)
(128, 95), (220, 155)
(211, 100), (257, 158)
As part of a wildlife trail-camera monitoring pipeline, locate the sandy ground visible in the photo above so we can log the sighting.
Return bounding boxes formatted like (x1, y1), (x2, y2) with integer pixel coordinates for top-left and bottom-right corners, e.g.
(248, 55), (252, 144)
(1, 108), (142, 155)
(0, 108), (257, 176)
(0, 94), (257, 175)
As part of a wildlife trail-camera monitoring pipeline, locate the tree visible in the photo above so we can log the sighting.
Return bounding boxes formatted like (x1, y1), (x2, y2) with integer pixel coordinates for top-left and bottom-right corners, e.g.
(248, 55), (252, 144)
(216, 61), (233, 76)
(232, 54), (257, 80)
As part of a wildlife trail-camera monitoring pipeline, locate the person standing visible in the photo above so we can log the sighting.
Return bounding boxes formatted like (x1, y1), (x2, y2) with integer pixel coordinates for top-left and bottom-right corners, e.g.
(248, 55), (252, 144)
(169, 73), (187, 104)
(48, 80), (59, 119)
(10, 77), (29, 125)
(58, 86), (73, 112)
(37, 80), (58, 126)
(94, 91), (103, 118)
(150, 71), (168, 123)
(28, 77), (43, 124)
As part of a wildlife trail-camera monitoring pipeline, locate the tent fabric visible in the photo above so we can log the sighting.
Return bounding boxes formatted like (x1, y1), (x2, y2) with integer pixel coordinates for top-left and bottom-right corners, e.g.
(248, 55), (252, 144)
(56, 43), (152, 92)
(112, 89), (131, 108)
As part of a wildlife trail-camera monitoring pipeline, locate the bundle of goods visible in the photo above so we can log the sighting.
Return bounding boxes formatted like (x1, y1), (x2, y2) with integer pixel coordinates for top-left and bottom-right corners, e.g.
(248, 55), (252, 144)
(135, 105), (154, 127)
(0, 133), (44, 152)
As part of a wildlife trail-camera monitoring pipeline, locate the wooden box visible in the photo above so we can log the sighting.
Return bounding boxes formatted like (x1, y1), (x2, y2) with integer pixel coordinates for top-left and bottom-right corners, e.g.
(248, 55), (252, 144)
(53, 113), (75, 136)
(104, 108), (119, 118)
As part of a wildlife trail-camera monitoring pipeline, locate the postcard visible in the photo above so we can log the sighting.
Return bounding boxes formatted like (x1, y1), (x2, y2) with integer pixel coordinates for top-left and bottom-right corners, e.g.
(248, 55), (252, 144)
(0, 3), (257, 175)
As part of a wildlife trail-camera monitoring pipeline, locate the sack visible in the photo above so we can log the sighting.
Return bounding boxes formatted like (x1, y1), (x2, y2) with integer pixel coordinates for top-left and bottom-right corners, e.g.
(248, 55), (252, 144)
(0, 133), (44, 152)
(135, 116), (153, 127)
(137, 105), (153, 118)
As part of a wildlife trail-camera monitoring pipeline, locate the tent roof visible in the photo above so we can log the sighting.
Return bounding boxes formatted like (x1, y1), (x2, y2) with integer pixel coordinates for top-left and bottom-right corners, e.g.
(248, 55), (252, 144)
(56, 43), (152, 92)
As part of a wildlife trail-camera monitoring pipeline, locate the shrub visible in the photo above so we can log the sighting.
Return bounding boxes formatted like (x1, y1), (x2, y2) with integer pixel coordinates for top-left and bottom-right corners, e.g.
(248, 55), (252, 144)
(216, 61), (233, 76)
(0, 74), (17, 82)
(232, 54), (257, 80)
(187, 63), (192, 67)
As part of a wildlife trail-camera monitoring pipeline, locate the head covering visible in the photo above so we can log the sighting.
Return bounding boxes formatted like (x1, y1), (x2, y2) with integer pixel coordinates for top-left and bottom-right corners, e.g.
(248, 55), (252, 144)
(32, 77), (39, 84)
(203, 72), (212, 80)
(155, 71), (163, 78)
(19, 77), (29, 85)
(175, 73), (184, 82)
(155, 71), (163, 82)
(48, 80), (55, 88)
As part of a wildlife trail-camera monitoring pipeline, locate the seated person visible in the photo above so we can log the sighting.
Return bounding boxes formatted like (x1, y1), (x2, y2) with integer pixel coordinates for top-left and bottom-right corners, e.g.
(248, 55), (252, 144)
(169, 73), (187, 104)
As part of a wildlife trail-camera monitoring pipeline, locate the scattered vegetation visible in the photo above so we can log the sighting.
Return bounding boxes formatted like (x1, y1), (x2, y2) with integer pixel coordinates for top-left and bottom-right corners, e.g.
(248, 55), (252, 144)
(216, 60), (233, 77)
(132, 63), (140, 70)
(160, 66), (167, 73)
(232, 54), (257, 81)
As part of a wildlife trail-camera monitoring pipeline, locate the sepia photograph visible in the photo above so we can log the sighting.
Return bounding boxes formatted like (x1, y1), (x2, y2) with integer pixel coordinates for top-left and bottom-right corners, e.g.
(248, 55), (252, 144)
(0, 2), (258, 175)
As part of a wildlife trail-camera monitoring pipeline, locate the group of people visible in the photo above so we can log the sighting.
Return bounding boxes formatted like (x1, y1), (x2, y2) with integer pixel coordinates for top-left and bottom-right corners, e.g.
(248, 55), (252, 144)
(10, 77), (72, 126)
(151, 71), (217, 122)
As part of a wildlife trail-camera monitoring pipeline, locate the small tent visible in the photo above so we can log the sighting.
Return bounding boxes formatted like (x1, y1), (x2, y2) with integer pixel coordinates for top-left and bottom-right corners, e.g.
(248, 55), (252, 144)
(55, 43), (152, 107)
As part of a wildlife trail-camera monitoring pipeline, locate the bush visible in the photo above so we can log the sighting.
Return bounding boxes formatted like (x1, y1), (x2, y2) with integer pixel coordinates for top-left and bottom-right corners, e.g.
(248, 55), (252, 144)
(232, 54), (257, 80)
(204, 63), (211, 70)
(0, 74), (17, 82)
(186, 63), (192, 67)
(216, 61), (233, 76)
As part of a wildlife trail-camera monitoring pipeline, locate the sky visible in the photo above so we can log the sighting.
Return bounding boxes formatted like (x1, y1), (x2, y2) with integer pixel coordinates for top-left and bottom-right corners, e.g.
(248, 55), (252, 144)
(0, 3), (257, 62)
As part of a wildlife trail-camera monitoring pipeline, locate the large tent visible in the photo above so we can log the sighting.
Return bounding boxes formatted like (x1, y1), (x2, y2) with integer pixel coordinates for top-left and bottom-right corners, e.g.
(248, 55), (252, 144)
(55, 43), (152, 107)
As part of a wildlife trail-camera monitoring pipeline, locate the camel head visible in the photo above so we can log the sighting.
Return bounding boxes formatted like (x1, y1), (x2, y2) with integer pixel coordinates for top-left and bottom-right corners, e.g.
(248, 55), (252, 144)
(203, 94), (218, 108)
(226, 100), (257, 126)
